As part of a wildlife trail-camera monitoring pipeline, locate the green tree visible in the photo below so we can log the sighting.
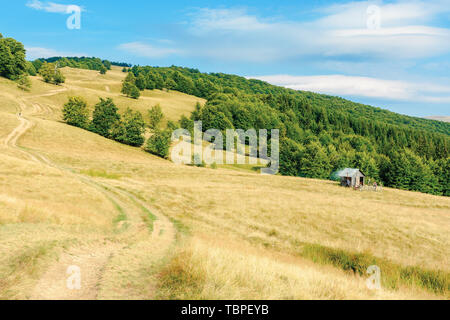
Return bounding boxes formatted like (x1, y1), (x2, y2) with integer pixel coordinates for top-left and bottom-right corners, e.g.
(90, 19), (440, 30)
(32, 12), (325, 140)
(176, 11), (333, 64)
(39, 62), (54, 83)
(114, 108), (146, 147)
(0, 34), (27, 79)
(433, 157), (450, 196)
(298, 141), (332, 179)
(26, 61), (37, 76)
(121, 72), (140, 98)
(151, 72), (164, 89)
(148, 104), (164, 131)
(89, 98), (120, 138)
(164, 78), (177, 91)
(62, 96), (89, 129)
(190, 102), (202, 121)
(354, 152), (379, 180)
(53, 69), (65, 84)
(136, 73), (147, 90)
(39, 62), (65, 84)
(99, 65), (107, 75)
(145, 129), (171, 159)
(103, 60), (111, 70)
(123, 71), (136, 84)
(110, 119), (126, 144)
(279, 138), (303, 176)
(129, 84), (141, 99)
(16, 74), (32, 91)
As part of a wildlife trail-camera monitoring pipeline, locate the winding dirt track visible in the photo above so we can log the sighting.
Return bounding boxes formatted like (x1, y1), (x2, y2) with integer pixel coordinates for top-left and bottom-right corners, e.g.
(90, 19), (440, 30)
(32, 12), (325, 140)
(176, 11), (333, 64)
(1, 86), (175, 300)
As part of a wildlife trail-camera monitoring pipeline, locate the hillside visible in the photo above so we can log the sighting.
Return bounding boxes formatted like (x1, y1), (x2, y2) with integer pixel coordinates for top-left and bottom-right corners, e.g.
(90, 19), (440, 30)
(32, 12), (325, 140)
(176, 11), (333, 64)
(30, 59), (449, 196)
(119, 65), (448, 196)
(0, 66), (449, 300)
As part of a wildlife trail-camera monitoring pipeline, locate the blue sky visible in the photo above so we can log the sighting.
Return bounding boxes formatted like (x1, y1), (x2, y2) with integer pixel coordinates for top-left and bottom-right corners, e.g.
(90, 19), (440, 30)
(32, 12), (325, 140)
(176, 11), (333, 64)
(1, 0), (449, 117)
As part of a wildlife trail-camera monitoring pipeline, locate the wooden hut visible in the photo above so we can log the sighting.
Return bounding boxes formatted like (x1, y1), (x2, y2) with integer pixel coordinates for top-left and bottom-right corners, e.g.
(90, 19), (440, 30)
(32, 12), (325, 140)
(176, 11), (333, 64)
(338, 168), (365, 188)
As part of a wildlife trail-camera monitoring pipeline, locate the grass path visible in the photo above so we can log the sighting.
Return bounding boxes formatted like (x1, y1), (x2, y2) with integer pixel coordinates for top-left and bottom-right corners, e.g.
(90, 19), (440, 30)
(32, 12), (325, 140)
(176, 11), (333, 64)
(1, 86), (176, 300)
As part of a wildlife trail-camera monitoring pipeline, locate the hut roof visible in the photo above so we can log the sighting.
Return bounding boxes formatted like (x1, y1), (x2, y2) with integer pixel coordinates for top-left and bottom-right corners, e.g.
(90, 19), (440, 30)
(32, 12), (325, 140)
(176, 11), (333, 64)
(337, 168), (365, 178)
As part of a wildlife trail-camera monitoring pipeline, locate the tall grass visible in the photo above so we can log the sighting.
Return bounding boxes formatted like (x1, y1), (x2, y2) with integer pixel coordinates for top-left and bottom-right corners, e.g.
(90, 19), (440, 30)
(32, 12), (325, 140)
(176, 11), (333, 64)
(156, 238), (436, 300)
(0, 241), (60, 299)
(302, 244), (449, 296)
(81, 169), (121, 179)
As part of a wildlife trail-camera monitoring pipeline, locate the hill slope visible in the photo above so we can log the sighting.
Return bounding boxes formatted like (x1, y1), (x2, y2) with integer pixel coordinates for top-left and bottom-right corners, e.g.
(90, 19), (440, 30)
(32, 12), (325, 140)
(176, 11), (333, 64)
(0, 67), (449, 299)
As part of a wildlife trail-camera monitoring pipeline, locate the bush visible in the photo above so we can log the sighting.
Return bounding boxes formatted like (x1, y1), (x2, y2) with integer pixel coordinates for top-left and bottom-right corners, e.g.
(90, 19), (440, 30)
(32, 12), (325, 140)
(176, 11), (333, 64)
(39, 62), (65, 85)
(115, 108), (146, 147)
(63, 96), (89, 129)
(148, 104), (164, 131)
(129, 85), (141, 99)
(0, 34), (27, 79)
(16, 75), (31, 91)
(121, 72), (140, 99)
(26, 61), (37, 76)
(145, 130), (171, 159)
(89, 98), (120, 138)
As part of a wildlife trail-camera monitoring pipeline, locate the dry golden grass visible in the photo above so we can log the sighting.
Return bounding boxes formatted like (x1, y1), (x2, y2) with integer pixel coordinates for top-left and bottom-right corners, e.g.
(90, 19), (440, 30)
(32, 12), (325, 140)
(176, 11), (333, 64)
(157, 236), (441, 300)
(0, 67), (448, 299)
(32, 67), (206, 123)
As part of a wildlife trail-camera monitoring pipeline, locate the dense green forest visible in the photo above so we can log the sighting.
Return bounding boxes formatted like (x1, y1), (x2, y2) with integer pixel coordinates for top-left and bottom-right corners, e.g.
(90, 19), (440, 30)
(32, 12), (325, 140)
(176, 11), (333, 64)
(127, 65), (449, 196)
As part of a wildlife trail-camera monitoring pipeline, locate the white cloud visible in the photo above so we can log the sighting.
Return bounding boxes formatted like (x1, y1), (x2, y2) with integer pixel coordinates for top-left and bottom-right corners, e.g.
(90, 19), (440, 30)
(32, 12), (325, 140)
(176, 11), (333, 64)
(190, 8), (270, 34)
(118, 42), (181, 58)
(181, 1), (450, 62)
(25, 46), (86, 60)
(26, 0), (84, 14)
(115, 1), (450, 64)
(251, 74), (450, 103)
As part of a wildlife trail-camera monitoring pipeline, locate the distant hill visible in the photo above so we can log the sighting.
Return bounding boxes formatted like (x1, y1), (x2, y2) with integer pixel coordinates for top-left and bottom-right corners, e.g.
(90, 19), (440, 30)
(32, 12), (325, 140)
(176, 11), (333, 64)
(425, 116), (450, 123)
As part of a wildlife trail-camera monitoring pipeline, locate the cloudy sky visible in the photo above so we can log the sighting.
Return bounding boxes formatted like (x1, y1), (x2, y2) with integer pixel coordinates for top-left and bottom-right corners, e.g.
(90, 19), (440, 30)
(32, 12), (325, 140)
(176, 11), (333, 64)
(1, 0), (449, 117)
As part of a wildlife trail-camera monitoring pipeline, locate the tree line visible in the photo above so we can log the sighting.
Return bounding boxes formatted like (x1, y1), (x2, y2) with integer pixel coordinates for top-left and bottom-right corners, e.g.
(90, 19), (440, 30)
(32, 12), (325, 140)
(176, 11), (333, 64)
(31, 57), (114, 75)
(62, 96), (172, 159)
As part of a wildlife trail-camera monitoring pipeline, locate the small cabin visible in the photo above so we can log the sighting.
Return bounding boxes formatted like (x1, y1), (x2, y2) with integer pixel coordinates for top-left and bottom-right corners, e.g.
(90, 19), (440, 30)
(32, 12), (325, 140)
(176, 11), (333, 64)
(338, 168), (365, 188)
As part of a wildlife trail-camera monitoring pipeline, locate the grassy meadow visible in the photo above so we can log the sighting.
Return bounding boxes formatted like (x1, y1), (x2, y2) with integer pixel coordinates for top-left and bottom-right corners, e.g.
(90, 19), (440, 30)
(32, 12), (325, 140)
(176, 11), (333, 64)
(0, 67), (448, 300)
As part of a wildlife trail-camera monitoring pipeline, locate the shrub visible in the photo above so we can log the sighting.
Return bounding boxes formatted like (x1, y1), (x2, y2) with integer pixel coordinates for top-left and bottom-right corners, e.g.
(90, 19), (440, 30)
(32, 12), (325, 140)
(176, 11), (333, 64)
(0, 34), (27, 79)
(89, 98), (120, 138)
(121, 72), (140, 99)
(16, 75), (31, 91)
(148, 104), (164, 131)
(63, 96), (89, 129)
(99, 65), (107, 74)
(118, 108), (146, 147)
(145, 130), (171, 159)
(39, 62), (65, 84)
